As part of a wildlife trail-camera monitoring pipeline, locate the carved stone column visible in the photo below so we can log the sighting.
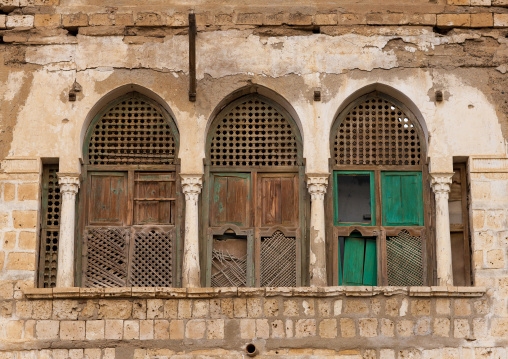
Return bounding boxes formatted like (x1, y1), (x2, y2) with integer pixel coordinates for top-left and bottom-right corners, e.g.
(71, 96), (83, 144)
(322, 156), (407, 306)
(307, 174), (329, 287)
(181, 174), (203, 288)
(431, 173), (454, 286)
(56, 174), (80, 287)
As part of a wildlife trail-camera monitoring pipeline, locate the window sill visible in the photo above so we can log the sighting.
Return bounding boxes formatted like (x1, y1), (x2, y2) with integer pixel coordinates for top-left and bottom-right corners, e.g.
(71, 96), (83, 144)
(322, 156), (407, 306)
(24, 286), (486, 300)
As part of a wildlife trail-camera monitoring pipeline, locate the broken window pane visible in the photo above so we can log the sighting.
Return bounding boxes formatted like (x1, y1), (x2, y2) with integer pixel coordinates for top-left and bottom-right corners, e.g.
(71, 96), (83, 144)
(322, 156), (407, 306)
(337, 174), (372, 224)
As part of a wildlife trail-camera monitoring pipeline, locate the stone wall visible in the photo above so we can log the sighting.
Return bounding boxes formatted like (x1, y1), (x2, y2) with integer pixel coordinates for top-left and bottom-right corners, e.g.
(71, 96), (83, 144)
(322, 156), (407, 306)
(1, 285), (507, 358)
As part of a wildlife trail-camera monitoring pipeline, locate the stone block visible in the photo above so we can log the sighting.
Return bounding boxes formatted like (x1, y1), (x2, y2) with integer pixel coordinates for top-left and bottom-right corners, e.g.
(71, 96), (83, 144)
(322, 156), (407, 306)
(154, 320), (169, 339)
(380, 318), (394, 337)
(437, 14), (470, 27)
(233, 298), (247, 318)
(473, 299), (489, 314)
(246, 298), (262, 318)
(317, 299), (331, 317)
(115, 13), (134, 26)
(98, 300), (132, 319)
(86, 320), (104, 340)
(62, 13), (88, 27)
(380, 349), (396, 359)
(491, 318), (508, 337)
(472, 210), (485, 229)
(263, 298), (279, 317)
(236, 13), (263, 25)
(319, 318), (337, 338)
(221, 298), (234, 318)
(207, 319), (224, 339)
(454, 299), (471, 316)
(105, 320), (123, 339)
(283, 300), (299, 316)
(494, 14), (508, 27)
(135, 12), (163, 26)
(0, 252), (4, 270)
(192, 299), (209, 318)
(288, 12), (312, 25)
(411, 299), (431, 316)
(416, 318), (430, 335)
(146, 299), (163, 319)
(256, 318), (269, 339)
(0, 301), (13, 317)
(3, 232), (16, 250)
(17, 183), (38, 200)
(167, 12), (187, 26)
(470, 13), (493, 27)
(4, 183), (16, 201)
(13, 211), (37, 229)
(18, 231), (36, 250)
(36, 320), (59, 339)
(185, 319), (205, 339)
(447, 0), (470, 4)
(15, 301), (32, 318)
(492, 0), (508, 4)
(434, 318), (450, 337)
(89, 13), (113, 26)
(472, 318), (487, 338)
(285, 319), (293, 338)
(6, 252), (35, 271)
(6, 15), (34, 29)
(359, 318), (378, 337)
(6, 320), (23, 340)
(471, 181), (491, 200)
(295, 319), (316, 337)
(124, 320), (139, 340)
(263, 12), (287, 25)
(271, 319), (285, 338)
(60, 321), (85, 340)
(471, 0), (491, 4)
(84, 349), (101, 359)
(32, 300), (52, 319)
(169, 319), (184, 339)
(140, 320), (154, 340)
(339, 13), (367, 25)
(163, 299), (177, 318)
(178, 300), (192, 319)
(486, 249), (505, 268)
(215, 13), (233, 26)
(340, 318), (355, 337)
(240, 319), (255, 339)
(397, 320), (413, 337)
(314, 13), (338, 25)
(0, 15), (6, 30)
(53, 300), (79, 320)
(453, 319), (469, 338)
(345, 299), (369, 314)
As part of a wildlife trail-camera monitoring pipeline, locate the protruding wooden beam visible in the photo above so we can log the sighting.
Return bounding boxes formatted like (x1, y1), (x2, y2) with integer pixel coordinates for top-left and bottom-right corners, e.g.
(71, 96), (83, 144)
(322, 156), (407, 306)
(189, 13), (197, 102)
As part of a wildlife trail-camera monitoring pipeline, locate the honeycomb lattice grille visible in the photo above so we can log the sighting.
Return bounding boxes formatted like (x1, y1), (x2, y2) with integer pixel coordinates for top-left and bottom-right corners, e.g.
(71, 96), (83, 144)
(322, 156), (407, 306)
(41, 165), (61, 288)
(334, 96), (421, 166)
(210, 97), (299, 167)
(260, 231), (297, 287)
(130, 230), (173, 287)
(386, 230), (424, 286)
(87, 95), (176, 165)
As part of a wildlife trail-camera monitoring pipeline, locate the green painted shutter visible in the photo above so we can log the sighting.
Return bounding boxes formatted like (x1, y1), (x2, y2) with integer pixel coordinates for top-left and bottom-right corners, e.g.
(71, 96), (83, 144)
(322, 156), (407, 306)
(381, 172), (423, 226)
(339, 237), (377, 286)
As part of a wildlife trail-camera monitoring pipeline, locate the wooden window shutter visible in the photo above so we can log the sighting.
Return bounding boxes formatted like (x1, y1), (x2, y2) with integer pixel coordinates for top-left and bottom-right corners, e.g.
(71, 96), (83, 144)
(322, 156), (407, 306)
(259, 174), (298, 227)
(339, 236), (377, 286)
(210, 173), (251, 227)
(88, 172), (128, 226)
(381, 172), (424, 226)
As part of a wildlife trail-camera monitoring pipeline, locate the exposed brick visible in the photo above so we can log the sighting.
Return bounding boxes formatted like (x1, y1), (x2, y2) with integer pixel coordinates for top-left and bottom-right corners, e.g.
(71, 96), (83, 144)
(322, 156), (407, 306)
(237, 13), (263, 25)
(492, 0), (508, 5)
(447, 0), (470, 4)
(494, 14), (508, 27)
(288, 12), (312, 25)
(89, 13), (114, 26)
(263, 12), (287, 25)
(339, 14), (367, 25)
(135, 12), (163, 26)
(314, 13), (338, 25)
(115, 13), (134, 26)
(6, 15), (34, 29)
(62, 13), (88, 27)
(471, 0), (491, 4)
(437, 14), (471, 27)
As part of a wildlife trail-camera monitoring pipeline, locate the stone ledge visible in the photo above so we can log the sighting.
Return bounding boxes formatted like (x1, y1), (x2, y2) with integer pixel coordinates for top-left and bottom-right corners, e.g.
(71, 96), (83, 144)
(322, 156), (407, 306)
(24, 286), (487, 300)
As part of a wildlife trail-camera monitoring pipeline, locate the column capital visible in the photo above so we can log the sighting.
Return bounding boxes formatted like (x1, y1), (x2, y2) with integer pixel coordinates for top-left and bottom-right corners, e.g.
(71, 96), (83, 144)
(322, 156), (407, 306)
(430, 172), (453, 200)
(181, 174), (203, 202)
(57, 173), (80, 197)
(306, 174), (329, 200)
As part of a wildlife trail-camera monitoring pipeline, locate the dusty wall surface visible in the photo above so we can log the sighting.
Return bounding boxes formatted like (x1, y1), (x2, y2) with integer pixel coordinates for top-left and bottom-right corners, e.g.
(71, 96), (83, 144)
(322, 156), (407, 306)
(0, 0), (507, 358)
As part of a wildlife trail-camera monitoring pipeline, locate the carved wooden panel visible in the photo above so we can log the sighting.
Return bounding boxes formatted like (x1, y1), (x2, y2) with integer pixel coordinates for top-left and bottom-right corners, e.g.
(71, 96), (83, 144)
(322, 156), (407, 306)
(134, 172), (176, 225)
(88, 172), (128, 226)
(259, 174), (298, 227)
(87, 94), (176, 165)
(209, 96), (298, 167)
(334, 95), (421, 166)
(39, 165), (61, 288)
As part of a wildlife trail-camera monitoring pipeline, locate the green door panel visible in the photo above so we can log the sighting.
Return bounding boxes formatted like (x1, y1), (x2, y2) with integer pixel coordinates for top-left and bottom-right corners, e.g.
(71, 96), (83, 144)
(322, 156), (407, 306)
(339, 236), (377, 286)
(363, 239), (377, 286)
(381, 172), (423, 226)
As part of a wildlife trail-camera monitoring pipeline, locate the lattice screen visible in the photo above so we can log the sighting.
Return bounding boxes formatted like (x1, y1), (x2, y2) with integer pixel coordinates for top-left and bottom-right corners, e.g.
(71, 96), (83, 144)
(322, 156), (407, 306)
(386, 230), (424, 286)
(40, 165), (61, 288)
(130, 230), (173, 287)
(87, 95), (176, 165)
(260, 231), (296, 287)
(84, 227), (129, 287)
(334, 96), (421, 166)
(211, 249), (248, 287)
(209, 96), (299, 167)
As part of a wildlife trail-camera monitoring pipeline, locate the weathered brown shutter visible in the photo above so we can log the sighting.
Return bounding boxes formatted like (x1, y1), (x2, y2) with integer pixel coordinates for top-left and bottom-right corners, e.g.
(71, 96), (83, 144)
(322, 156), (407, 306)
(134, 172), (176, 225)
(88, 172), (128, 226)
(259, 174), (298, 227)
(210, 174), (251, 227)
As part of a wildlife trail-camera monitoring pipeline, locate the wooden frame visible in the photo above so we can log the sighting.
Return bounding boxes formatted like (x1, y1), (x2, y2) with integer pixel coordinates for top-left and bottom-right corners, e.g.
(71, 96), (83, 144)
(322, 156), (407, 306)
(328, 91), (431, 286)
(76, 92), (182, 287)
(202, 94), (307, 287)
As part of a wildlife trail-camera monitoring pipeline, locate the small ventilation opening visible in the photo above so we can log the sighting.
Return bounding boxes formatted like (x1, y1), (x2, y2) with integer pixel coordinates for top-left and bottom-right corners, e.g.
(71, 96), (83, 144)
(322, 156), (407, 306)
(312, 26), (321, 34)
(65, 27), (79, 37)
(433, 26), (452, 36)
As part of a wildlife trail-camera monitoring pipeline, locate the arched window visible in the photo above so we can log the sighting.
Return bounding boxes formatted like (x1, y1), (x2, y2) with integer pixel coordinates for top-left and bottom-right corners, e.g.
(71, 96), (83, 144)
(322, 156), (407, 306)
(203, 94), (306, 287)
(330, 92), (430, 286)
(79, 92), (181, 288)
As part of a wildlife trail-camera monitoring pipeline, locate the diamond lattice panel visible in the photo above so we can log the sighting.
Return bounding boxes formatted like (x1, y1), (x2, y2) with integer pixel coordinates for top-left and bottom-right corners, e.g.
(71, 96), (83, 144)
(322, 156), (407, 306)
(130, 230), (173, 287)
(334, 96), (421, 166)
(88, 96), (176, 165)
(260, 231), (297, 287)
(386, 230), (424, 286)
(210, 97), (298, 167)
